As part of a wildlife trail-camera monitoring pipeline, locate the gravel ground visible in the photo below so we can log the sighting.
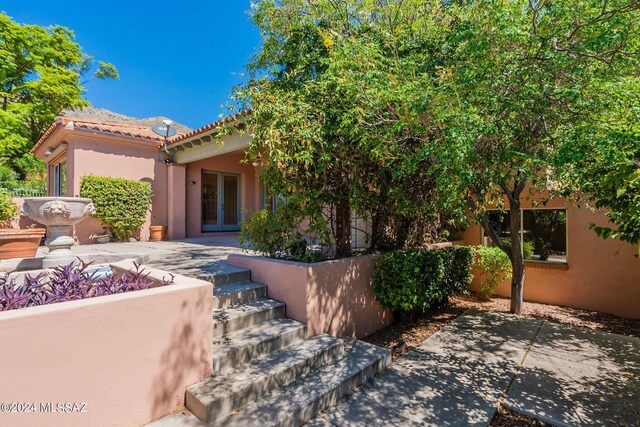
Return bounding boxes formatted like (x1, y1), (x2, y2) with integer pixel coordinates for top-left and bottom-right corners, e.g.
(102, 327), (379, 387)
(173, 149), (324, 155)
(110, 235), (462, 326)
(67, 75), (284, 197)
(489, 407), (550, 426)
(361, 292), (640, 426)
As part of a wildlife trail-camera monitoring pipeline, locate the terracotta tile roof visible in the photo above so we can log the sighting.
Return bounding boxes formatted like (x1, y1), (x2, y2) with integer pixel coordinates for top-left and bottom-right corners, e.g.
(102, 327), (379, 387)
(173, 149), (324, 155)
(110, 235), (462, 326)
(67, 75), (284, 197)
(68, 118), (171, 141)
(31, 117), (179, 154)
(31, 120), (64, 153)
(31, 110), (252, 155)
(168, 109), (253, 146)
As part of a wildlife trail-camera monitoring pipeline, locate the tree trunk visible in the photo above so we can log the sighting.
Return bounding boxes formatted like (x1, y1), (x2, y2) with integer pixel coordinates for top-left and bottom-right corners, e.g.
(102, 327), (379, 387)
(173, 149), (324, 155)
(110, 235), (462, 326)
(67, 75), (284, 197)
(479, 179), (527, 314)
(508, 194), (525, 314)
(334, 199), (352, 258)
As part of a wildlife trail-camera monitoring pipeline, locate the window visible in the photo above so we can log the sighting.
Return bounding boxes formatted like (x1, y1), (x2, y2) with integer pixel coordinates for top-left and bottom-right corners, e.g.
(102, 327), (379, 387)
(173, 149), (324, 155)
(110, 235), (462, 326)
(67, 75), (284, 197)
(261, 183), (288, 211)
(53, 162), (67, 197)
(484, 209), (567, 263)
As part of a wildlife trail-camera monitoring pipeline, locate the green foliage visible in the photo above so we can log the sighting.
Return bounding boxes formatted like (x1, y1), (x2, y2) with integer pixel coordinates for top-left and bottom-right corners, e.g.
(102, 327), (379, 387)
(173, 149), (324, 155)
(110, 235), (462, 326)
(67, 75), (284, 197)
(0, 189), (17, 224)
(372, 246), (473, 315)
(502, 238), (534, 260)
(0, 12), (117, 179)
(473, 246), (512, 301)
(228, 0), (468, 255)
(240, 203), (329, 262)
(556, 90), (640, 253)
(79, 176), (152, 241)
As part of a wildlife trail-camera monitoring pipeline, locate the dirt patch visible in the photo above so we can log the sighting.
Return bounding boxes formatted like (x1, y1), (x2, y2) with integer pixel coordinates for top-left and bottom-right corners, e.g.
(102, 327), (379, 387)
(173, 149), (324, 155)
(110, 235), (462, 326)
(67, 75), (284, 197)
(362, 292), (640, 361)
(489, 407), (550, 426)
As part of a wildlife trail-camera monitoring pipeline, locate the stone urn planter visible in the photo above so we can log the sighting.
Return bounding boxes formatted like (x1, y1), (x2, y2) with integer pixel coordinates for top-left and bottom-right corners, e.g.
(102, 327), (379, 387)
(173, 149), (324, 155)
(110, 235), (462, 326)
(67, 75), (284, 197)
(0, 228), (46, 259)
(22, 197), (95, 268)
(149, 225), (167, 242)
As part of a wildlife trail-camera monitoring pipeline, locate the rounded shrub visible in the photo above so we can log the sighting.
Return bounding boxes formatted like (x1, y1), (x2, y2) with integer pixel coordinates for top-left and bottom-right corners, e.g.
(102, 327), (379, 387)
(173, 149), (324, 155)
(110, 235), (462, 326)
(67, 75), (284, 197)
(80, 176), (152, 241)
(372, 246), (473, 316)
(473, 245), (511, 300)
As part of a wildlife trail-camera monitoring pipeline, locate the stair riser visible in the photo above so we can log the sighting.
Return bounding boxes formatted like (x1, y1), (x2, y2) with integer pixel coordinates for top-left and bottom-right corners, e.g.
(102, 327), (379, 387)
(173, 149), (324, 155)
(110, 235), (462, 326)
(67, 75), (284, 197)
(214, 326), (308, 375)
(199, 270), (251, 286)
(188, 341), (345, 423)
(270, 352), (391, 427)
(212, 305), (285, 337)
(213, 286), (267, 309)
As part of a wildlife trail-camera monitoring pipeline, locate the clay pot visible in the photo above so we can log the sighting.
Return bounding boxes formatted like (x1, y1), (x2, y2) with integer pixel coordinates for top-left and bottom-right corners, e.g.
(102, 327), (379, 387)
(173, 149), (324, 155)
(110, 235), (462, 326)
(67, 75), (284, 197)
(0, 228), (46, 259)
(149, 225), (167, 242)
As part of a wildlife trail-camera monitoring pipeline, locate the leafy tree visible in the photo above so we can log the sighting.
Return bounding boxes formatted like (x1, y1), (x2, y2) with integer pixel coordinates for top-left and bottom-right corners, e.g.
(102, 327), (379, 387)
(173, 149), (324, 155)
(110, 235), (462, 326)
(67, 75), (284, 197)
(429, 1), (640, 313)
(231, 0), (465, 257)
(0, 12), (118, 179)
(556, 77), (640, 255)
(231, 0), (639, 314)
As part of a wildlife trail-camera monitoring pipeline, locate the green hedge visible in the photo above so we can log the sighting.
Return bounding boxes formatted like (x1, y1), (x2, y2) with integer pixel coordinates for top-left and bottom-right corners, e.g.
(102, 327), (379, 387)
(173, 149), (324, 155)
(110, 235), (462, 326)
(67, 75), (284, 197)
(80, 176), (152, 241)
(372, 246), (473, 315)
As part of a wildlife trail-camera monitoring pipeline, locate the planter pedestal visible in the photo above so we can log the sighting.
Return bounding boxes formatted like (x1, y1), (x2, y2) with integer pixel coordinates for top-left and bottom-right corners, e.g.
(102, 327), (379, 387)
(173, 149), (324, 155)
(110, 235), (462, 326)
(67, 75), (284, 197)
(43, 225), (77, 268)
(22, 197), (95, 268)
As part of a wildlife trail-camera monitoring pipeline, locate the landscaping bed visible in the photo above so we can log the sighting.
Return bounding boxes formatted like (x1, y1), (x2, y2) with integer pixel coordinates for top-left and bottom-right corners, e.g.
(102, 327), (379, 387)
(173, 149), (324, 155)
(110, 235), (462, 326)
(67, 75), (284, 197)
(489, 407), (550, 427)
(0, 260), (214, 427)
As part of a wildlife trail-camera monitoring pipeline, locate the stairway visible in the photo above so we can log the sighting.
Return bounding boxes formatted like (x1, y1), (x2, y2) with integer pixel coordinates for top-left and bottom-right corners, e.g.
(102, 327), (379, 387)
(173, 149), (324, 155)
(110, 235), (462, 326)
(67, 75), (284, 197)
(151, 265), (391, 427)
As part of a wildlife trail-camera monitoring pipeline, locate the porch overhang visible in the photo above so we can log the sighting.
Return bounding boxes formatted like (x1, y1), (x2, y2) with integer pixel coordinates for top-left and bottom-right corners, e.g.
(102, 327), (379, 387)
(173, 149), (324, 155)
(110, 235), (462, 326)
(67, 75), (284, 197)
(165, 110), (253, 164)
(169, 132), (251, 164)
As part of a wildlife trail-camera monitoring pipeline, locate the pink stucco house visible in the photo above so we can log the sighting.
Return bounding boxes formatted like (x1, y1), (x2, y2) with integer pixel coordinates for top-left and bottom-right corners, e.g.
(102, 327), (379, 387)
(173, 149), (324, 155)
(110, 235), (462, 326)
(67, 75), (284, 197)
(31, 112), (260, 242)
(30, 113), (640, 319)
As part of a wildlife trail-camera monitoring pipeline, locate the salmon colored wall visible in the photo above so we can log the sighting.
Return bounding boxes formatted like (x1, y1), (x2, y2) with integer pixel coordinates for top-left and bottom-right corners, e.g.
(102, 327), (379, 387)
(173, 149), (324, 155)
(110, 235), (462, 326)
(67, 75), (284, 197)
(7, 198), (42, 230)
(0, 266), (213, 427)
(228, 254), (393, 338)
(185, 151), (260, 238)
(462, 199), (640, 319)
(35, 131), (171, 243)
(167, 164), (187, 240)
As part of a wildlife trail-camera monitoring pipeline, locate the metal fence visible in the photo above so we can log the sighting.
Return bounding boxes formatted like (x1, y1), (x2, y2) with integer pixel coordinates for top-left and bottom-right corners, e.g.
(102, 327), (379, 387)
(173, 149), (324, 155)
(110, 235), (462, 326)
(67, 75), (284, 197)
(2, 187), (46, 198)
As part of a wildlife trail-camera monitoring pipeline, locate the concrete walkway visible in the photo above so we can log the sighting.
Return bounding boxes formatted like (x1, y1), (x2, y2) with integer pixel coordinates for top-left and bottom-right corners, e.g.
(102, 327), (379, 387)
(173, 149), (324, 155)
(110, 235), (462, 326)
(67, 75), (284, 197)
(66, 234), (248, 280)
(311, 310), (640, 427)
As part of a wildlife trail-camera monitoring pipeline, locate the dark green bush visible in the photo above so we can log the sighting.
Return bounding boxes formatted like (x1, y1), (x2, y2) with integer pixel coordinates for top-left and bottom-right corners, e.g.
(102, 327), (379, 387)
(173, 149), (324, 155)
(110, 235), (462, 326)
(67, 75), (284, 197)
(372, 246), (473, 315)
(80, 176), (152, 241)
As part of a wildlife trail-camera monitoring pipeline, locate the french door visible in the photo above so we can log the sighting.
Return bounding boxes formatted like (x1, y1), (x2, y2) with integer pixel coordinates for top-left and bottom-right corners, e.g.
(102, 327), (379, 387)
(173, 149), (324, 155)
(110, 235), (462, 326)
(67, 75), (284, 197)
(201, 171), (241, 232)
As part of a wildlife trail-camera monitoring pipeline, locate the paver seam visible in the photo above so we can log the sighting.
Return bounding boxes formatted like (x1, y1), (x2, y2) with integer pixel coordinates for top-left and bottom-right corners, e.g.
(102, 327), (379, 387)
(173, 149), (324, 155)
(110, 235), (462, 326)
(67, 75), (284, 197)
(494, 318), (544, 422)
(500, 319), (587, 427)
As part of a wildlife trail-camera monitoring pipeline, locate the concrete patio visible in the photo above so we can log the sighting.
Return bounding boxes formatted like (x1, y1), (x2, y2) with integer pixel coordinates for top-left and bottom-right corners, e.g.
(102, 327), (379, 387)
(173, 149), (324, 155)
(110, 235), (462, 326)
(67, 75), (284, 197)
(35, 233), (248, 279)
(311, 309), (640, 427)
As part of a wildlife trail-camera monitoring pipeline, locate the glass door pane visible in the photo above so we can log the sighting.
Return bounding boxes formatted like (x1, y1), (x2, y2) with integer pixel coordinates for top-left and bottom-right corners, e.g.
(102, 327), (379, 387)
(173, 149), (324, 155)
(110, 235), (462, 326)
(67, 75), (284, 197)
(201, 172), (220, 231)
(223, 174), (239, 229)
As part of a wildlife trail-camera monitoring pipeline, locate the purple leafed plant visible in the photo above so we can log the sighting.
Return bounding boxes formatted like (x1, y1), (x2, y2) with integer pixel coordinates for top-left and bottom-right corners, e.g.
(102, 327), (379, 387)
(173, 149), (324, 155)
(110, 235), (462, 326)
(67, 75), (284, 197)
(0, 261), (172, 312)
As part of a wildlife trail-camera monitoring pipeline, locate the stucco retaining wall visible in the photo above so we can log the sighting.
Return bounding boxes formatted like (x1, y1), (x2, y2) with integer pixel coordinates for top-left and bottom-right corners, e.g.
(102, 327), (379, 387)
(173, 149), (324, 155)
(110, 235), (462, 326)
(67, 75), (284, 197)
(228, 254), (393, 338)
(0, 262), (213, 427)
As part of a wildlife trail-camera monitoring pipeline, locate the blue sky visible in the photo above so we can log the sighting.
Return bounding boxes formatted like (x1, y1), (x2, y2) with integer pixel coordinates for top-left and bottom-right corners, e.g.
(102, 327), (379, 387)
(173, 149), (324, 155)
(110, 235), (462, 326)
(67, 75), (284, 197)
(2, 1), (261, 129)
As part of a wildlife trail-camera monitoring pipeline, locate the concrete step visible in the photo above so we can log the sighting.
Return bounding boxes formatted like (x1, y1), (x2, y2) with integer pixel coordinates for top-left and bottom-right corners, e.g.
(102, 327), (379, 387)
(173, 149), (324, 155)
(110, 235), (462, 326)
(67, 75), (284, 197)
(186, 335), (345, 424)
(212, 298), (285, 337)
(213, 281), (267, 309)
(221, 340), (391, 427)
(199, 266), (251, 286)
(213, 318), (308, 375)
